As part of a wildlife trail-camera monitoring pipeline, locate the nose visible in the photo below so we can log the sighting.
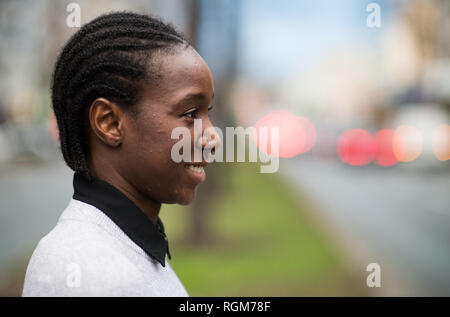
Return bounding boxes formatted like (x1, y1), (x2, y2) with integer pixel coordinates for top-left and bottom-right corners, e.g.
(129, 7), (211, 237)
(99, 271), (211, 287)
(196, 120), (221, 153)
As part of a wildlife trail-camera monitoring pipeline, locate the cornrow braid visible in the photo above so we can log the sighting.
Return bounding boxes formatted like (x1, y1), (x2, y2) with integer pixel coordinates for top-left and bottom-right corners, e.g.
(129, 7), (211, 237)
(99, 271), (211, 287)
(51, 12), (188, 180)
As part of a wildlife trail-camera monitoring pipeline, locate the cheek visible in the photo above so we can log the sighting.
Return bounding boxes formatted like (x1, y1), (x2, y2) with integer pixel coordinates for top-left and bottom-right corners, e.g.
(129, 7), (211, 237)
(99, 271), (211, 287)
(124, 118), (198, 204)
(122, 122), (175, 177)
(138, 129), (194, 196)
(138, 129), (179, 172)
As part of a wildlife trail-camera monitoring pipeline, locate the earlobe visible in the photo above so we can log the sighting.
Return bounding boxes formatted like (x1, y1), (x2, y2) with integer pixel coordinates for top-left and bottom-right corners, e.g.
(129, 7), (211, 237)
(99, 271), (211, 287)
(89, 98), (123, 147)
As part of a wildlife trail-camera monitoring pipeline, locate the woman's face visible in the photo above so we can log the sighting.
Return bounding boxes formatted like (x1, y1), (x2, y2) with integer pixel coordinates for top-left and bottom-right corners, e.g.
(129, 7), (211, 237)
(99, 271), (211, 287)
(119, 46), (219, 205)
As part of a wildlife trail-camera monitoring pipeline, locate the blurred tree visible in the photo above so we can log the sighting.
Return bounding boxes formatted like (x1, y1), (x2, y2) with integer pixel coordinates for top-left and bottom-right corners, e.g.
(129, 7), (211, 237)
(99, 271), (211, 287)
(186, 0), (240, 245)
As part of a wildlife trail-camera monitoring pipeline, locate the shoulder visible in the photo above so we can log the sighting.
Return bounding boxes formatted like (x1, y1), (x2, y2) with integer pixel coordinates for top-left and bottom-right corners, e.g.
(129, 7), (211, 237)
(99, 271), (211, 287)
(22, 248), (142, 296)
(22, 204), (144, 296)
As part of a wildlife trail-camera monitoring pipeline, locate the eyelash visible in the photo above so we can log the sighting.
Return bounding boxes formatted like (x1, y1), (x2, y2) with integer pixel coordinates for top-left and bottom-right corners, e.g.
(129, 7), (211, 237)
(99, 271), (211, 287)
(183, 105), (214, 119)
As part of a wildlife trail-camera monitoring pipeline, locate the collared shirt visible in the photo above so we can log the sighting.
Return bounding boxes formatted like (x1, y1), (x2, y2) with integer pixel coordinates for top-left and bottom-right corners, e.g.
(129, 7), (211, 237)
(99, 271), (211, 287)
(72, 172), (171, 267)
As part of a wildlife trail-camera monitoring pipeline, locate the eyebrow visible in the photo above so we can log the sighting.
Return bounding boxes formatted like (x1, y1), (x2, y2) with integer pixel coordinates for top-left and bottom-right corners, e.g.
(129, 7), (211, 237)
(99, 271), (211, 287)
(172, 92), (215, 110)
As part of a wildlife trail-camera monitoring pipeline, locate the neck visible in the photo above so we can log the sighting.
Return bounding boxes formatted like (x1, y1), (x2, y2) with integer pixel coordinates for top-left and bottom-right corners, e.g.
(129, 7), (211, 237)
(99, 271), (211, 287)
(88, 156), (161, 224)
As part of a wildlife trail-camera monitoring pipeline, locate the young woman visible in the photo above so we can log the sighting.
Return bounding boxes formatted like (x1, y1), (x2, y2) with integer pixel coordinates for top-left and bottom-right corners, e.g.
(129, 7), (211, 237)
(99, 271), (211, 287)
(22, 11), (220, 296)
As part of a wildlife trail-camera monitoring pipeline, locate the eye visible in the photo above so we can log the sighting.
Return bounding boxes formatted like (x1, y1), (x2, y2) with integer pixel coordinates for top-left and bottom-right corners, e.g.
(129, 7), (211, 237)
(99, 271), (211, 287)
(182, 105), (214, 119)
(182, 108), (198, 119)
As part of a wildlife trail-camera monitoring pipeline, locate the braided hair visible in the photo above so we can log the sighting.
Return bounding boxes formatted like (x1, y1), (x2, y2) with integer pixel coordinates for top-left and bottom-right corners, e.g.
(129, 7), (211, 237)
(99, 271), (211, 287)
(51, 12), (188, 180)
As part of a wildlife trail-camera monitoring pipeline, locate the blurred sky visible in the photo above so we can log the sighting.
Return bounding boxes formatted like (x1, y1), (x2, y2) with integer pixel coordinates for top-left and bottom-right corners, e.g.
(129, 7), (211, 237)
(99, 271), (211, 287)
(239, 0), (393, 81)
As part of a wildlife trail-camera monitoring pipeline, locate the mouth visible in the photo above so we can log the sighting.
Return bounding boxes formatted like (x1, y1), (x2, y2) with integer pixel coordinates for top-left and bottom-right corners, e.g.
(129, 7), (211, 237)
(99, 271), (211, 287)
(184, 163), (207, 183)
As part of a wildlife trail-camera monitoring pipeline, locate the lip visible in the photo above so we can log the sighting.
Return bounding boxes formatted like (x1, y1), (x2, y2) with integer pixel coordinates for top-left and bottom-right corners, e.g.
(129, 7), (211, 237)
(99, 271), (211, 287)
(184, 160), (209, 167)
(184, 163), (207, 184)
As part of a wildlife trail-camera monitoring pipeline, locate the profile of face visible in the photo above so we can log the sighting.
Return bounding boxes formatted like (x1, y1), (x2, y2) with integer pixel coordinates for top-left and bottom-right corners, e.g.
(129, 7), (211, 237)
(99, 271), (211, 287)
(88, 46), (220, 206)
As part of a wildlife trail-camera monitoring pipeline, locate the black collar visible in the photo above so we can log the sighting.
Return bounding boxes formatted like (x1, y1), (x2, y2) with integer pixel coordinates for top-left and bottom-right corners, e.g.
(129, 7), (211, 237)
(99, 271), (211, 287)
(72, 172), (171, 267)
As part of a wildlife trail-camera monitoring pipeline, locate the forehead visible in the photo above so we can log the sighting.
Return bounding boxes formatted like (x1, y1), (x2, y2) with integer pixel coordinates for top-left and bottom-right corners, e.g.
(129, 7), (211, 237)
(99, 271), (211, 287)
(140, 46), (214, 107)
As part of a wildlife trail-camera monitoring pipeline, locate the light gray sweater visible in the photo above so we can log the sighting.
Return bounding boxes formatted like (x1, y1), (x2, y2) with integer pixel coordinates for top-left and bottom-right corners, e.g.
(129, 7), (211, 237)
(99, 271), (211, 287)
(22, 198), (189, 297)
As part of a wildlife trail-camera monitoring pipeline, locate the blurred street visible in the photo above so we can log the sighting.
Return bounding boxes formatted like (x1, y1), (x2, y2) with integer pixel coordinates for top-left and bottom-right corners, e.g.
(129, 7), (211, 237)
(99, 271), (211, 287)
(281, 158), (450, 296)
(0, 0), (449, 296)
(2, 156), (449, 296)
(0, 160), (72, 271)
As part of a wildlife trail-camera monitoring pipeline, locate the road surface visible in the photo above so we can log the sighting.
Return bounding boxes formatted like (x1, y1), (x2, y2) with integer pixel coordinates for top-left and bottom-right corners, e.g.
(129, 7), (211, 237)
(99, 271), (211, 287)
(281, 157), (450, 296)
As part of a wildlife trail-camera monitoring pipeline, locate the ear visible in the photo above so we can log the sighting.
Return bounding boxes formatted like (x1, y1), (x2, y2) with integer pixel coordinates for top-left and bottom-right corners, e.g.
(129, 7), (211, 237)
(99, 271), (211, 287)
(88, 98), (124, 147)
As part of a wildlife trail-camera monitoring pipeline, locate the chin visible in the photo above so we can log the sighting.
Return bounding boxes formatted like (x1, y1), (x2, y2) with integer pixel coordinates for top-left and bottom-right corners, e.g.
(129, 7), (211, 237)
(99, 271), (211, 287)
(178, 196), (195, 205)
(176, 189), (197, 205)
